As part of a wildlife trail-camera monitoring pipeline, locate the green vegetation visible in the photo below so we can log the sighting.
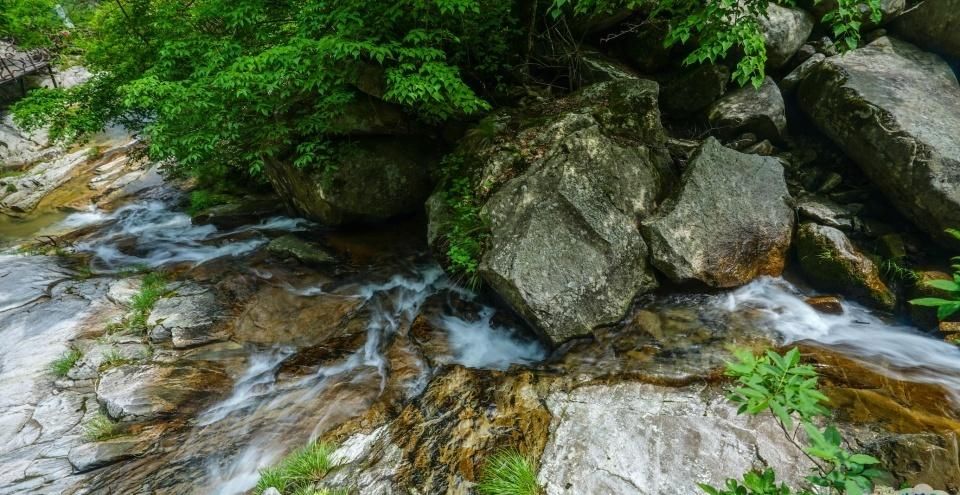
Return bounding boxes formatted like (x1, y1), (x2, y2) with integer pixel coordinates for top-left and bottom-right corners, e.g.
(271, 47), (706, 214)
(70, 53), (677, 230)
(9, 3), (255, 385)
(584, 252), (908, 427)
(476, 450), (543, 495)
(910, 229), (960, 322)
(701, 348), (883, 495)
(126, 272), (167, 332)
(98, 348), (134, 371)
(436, 155), (488, 286)
(84, 412), (125, 441)
(187, 190), (233, 215)
(550, 0), (882, 88)
(50, 348), (82, 377)
(255, 442), (342, 495)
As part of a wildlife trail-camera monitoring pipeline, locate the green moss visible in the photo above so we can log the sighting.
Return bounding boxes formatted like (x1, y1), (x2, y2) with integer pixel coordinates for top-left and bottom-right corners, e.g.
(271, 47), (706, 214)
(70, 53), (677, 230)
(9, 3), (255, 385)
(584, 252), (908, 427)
(50, 348), (82, 377)
(476, 450), (543, 495)
(254, 442), (343, 495)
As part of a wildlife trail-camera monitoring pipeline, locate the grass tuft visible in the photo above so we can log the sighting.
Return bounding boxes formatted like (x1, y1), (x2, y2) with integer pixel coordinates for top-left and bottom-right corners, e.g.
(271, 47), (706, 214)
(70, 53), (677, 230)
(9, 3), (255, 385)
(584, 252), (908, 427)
(126, 272), (167, 332)
(99, 348), (134, 371)
(476, 450), (543, 495)
(84, 412), (124, 441)
(254, 442), (341, 495)
(50, 348), (82, 377)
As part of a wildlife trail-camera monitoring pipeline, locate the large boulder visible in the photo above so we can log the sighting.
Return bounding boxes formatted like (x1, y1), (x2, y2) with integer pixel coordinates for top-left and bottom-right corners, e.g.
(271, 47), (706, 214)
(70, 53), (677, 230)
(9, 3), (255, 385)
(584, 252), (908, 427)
(796, 222), (895, 310)
(707, 77), (787, 141)
(474, 80), (673, 345)
(797, 37), (960, 247)
(890, 0), (960, 59)
(264, 137), (436, 226)
(758, 4), (816, 68)
(642, 137), (794, 288)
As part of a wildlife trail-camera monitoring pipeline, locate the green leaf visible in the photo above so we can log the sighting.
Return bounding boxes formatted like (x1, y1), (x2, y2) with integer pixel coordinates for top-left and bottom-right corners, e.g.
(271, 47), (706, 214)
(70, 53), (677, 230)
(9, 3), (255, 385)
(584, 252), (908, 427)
(849, 453), (880, 465)
(925, 279), (960, 292)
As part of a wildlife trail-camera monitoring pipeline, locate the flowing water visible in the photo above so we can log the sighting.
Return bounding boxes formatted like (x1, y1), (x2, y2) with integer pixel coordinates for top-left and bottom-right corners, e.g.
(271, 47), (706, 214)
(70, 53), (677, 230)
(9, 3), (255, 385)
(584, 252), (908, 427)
(2, 184), (960, 493)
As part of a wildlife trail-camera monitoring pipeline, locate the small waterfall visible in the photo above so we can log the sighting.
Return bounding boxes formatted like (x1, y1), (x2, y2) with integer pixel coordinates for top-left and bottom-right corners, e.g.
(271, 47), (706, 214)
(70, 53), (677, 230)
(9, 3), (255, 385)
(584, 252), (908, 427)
(721, 277), (960, 400)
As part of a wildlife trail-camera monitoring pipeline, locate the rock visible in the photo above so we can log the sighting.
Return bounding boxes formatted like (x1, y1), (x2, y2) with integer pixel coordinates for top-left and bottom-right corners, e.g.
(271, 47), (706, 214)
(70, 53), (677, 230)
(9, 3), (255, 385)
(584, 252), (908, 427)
(474, 79), (672, 345)
(537, 382), (813, 493)
(862, 432), (960, 491)
(642, 138), (794, 288)
(106, 278), (141, 307)
(779, 53), (825, 96)
(796, 222), (895, 309)
(758, 4), (815, 68)
(266, 234), (336, 265)
(147, 284), (223, 348)
(261, 488), (282, 495)
(797, 37), (960, 247)
(607, 19), (674, 73)
(796, 196), (855, 231)
(67, 434), (154, 473)
(190, 197), (284, 229)
(804, 0), (906, 28)
(707, 77), (787, 142)
(0, 149), (90, 215)
(96, 364), (228, 422)
(742, 139), (776, 156)
(578, 51), (640, 84)
(660, 64), (730, 117)
(890, 0), (960, 59)
(233, 286), (365, 347)
(264, 137), (436, 225)
(805, 295), (844, 315)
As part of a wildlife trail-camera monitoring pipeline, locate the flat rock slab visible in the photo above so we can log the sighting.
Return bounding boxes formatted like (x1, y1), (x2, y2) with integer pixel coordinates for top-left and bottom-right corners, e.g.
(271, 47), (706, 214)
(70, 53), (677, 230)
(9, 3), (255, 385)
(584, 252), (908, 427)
(96, 364), (229, 422)
(798, 37), (960, 247)
(538, 382), (813, 494)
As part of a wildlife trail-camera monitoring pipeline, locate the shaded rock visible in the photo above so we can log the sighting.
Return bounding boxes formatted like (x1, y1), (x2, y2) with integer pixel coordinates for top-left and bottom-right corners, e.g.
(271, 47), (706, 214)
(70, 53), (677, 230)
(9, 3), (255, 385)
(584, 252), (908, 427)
(578, 50), (640, 84)
(779, 52), (825, 95)
(660, 64), (730, 117)
(264, 137), (436, 226)
(607, 18), (674, 73)
(797, 37), (960, 247)
(758, 4), (816, 68)
(190, 197), (284, 229)
(147, 284), (223, 348)
(890, 0), (960, 59)
(642, 138), (794, 288)
(804, 0), (905, 28)
(805, 295), (844, 315)
(707, 77), (787, 141)
(796, 196), (854, 231)
(476, 79), (672, 345)
(742, 139), (776, 156)
(96, 364), (229, 421)
(796, 222), (895, 309)
(862, 432), (960, 491)
(266, 234), (336, 266)
(538, 382), (813, 493)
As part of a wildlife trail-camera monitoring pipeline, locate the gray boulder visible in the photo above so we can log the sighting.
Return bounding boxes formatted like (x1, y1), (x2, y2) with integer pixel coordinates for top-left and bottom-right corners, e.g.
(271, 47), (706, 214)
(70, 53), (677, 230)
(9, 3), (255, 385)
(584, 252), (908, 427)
(642, 138), (794, 287)
(450, 79), (673, 345)
(759, 4), (816, 68)
(147, 283), (223, 348)
(267, 234), (336, 266)
(798, 37), (960, 247)
(796, 222), (895, 310)
(779, 53), (825, 96)
(264, 137), (435, 226)
(707, 77), (787, 141)
(890, 0), (960, 59)
(805, 0), (906, 29)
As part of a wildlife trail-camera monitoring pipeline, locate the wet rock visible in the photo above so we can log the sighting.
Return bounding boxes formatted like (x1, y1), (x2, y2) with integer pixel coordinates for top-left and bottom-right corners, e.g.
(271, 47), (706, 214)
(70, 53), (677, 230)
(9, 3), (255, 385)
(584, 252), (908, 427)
(0, 114), (56, 169)
(796, 222), (895, 309)
(862, 432), (960, 491)
(147, 284), (223, 348)
(477, 79), (671, 345)
(779, 53), (825, 96)
(69, 342), (150, 380)
(707, 77), (787, 142)
(660, 64), (730, 117)
(890, 0), (960, 59)
(758, 4), (815, 68)
(805, 295), (844, 315)
(233, 286), (365, 347)
(191, 197), (284, 229)
(96, 364), (229, 421)
(266, 234), (336, 266)
(264, 137), (436, 226)
(538, 382), (813, 493)
(642, 138), (794, 288)
(797, 37), (960, 247)
(0, 149), (91, 215)
(68, 433), (155, 473)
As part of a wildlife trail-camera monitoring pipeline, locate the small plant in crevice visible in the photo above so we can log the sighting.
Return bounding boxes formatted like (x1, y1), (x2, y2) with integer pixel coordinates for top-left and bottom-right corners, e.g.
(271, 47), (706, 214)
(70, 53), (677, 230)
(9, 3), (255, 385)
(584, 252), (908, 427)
(910, 229), (960, 322)
(476, 450), (544, 495)
(437, 154), (489, 289)
(98, 348), (134, 371)
(879, 257), (918, 284)
(84, 412), (125, 442)
(50, 348), (82, 377)
(700, 347), (884, 495)
(254, 441), (342, 495)
(125, 272), (168, 333)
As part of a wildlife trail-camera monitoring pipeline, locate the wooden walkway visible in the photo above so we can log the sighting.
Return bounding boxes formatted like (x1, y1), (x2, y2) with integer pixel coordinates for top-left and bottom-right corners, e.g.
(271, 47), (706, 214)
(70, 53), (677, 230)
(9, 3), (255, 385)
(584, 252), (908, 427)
(0, 43), (56, 92)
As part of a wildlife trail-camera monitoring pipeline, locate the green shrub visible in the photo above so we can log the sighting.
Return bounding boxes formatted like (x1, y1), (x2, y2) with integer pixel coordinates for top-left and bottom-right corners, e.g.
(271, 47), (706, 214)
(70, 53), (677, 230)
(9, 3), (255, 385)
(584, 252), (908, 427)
(254, 442), (341, 495)
(701, 347), (883, 495)
(476, 450), (543, 495)
(910, 229), (960, 321)
(50, 348), (82, 377)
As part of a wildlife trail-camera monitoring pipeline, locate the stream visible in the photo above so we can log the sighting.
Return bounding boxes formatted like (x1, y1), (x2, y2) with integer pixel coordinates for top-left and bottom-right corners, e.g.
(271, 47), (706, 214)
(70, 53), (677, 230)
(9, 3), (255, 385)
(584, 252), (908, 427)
(2, 184), (959, 494)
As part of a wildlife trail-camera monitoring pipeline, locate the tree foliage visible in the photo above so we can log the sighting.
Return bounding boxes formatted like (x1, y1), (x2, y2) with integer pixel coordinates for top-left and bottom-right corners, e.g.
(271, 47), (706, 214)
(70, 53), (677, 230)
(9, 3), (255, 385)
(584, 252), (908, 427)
(11, 0), (519, 179)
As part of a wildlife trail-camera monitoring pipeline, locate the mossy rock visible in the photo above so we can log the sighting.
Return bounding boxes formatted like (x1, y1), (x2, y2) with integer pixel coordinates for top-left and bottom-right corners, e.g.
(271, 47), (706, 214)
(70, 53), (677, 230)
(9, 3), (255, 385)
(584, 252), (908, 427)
(267, 235), (336, 266)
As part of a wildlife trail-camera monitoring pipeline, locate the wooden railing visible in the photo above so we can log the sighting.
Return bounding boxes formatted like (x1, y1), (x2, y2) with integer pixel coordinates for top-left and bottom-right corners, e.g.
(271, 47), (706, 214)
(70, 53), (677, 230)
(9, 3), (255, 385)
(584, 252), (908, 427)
(0, 43), (55, 88)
